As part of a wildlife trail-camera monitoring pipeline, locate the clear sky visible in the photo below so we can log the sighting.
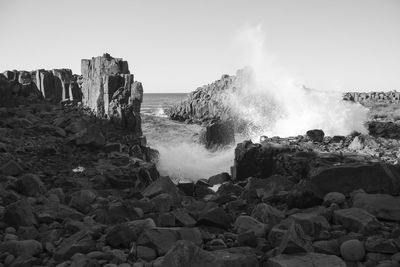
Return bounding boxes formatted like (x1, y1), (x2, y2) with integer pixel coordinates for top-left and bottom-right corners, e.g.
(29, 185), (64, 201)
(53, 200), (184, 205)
(1, 0), (399, 93)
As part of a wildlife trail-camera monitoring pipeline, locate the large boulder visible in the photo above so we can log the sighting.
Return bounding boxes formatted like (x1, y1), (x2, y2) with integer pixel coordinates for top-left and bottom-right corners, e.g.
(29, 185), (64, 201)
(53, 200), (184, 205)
(267, 253), (346, 267)
(352, 192), (400, 221)
(200, 119), (235, 149)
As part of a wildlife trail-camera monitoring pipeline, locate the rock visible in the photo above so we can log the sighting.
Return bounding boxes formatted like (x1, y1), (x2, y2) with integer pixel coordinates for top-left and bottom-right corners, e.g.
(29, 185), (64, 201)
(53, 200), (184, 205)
(71, 125), (106, 147)
(200, 119), (235, 149)
(352, 192), (400, 221)
(323, 192), (346, 206)
(69, 190), (97, 213)
(211, 247), (259, 267)
(0, 160), (23, 176)
(289, 212), (330, 239)
(0, 240), (42, 257)
(365, 236), (398, 254)
(208, 172), (231, 185)
(151, 193), (173, 212)
(198, 207), (232, 229)
(340, 239), (365, 261)
(276, 222), (313, 254)
(234, 215), (266, 237)
(306, 129), (325, 142)
(267, 252), (346, 267)
(137, 227), (202, 256)
(142, 176), (180, 204)
(136, 246), (157, 261)
(4, 199), (37, 228)
(334, 208), (381, 234)
(312, 240), (340, 255)
(242, 176), (294, 203)
(308, 162), (400, 198)
(54, 230), (96, 261)
(105, 225), (136, 248)
(251, 203), (285, 228)
(161, 240), (220, 267)
(171, 210), (196, 227)
(18, 173), (45, 196)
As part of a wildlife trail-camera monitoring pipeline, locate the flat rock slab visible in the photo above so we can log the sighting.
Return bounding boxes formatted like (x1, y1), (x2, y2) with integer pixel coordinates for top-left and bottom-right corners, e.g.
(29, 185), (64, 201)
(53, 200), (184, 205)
(353, 192), (400, 221)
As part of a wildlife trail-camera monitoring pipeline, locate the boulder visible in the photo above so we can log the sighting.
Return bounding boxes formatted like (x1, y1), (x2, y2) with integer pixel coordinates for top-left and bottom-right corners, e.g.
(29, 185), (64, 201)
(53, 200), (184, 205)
(306, 129), (325, 142)
(54, 230), (96, 261)
(251, 203), (285, 228)
(71, 125), (106, 147)
(0, 160), (23, 176)
(201, 119), (235, 149)
(0, 240), (42, 257)
(18, 173), (45, 196)
(308, 162), (400, 198)
(198, 207), (232, 229)
(289, 212), (330, 239)
(340, 239), (365, 261)
(334, 208), (381, 234)
(142, 176), (180, 204)
(352, 192), (400, 221)
(276, 222), (313, 254)
(234, 216), (266, 237)
(4, 199), (37, 228)
(267, 253), (346, 267)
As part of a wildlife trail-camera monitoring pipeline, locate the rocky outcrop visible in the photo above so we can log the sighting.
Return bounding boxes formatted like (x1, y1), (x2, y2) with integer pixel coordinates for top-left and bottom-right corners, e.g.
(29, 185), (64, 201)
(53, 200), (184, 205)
(81, 53), (143, 136)
(166, 68), (251, 125)
(200, 119), (235, 149)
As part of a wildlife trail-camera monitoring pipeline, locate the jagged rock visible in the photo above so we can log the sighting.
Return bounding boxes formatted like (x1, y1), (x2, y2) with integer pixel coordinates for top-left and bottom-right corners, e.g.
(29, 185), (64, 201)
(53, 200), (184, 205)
(276, 222), (313, 254)
(211, 247), (259, 267)
(142, 176), (180, 204)
(242, 176), (294, 203)
(334, 208), (381, 234)
(251, 203), (285, 228)
(312, 240), (340, 255)
(4, 199), (37, 228)
(289, 212), (330, 239)
(200, 119), (235, 149)
(208, 172), (231, 185)
(306, 129), (325, 142)
(54, 230), (96, 261)
(198, 207), (232, 229)
(69, 189), (97, 213)
(137, 227), (202, 255)
(340, 239), (365, 261)
(105, 224), (137, 248)
(352, 192), (400, 221)
(323, 192), (346, 206)
(136, 246), (157, 261)
(267, 253), (346, 267)
(234, 215), (266, 237)
(71, 125), (106, 147)
(161, 240), (220, 267)
(365, 236), (398, 254)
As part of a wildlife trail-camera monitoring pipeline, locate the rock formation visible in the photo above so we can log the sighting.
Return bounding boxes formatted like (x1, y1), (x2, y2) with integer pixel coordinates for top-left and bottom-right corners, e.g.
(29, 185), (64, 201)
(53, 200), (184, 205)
(344, 91), (400, 103)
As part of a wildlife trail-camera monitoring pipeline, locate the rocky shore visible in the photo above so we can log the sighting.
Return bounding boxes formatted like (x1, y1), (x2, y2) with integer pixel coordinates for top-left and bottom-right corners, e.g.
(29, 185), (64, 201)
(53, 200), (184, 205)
(1, 57), (400, 267)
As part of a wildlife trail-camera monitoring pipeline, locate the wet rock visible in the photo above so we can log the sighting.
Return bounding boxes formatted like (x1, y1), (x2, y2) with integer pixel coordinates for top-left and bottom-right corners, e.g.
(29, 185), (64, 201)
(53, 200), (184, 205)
(340, 239), (365, 261)
(0, 160), (23, 176)
(234, 215), (266, 237)
(4, 199), (37, 228)
(200, 119), (235, 149)
(171, 210), (196, 227)
(208, 172), (231, 185)
(267, 252), (346, 267)
(334, 208), (381, 234)
(306, 129), (325, 142)
(137, 227), (202, 256)
(352, 192), (400, 221)
(289, 212), (330, 239)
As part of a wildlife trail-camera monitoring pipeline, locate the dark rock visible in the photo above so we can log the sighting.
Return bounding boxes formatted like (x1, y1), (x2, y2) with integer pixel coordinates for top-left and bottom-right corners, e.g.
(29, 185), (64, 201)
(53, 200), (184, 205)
(334, 208), (381, 234)
(4, 199), (37, 228)
(0, 160), (23, 176)
(306, 129), (325, 142)
(105, 224), (136, 248)
(17, 173), (45, 197)
(208, 172), (231, 185)
(198, 207), (232, 229)
(142, 176), (180, 204)
(200, 119), (235, 149)
(54, 230), (96, 261)
(0, 240), (42, 257)
(71, 125), (106, 147)
(276, 222), (313, 254)
(352, 192), (400, 221)
(267, 253), (346, 267)
(234, 215), (266, 237)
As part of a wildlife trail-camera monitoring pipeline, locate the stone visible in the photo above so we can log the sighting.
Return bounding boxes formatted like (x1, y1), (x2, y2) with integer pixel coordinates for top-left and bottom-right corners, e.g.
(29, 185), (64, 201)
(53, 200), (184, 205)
(234, 215), (266, 237)
(18, 173), (45, 196)
(308, 162), (400, 198)
(161, 240), (220, 267)
(200, 119), (235, 149)
(208, 172), (231, 185)
(4, 199), (37, 228)
(198, 207), (232, 229)
(211, 248), (259, 267)
(277, 222), (313, 254)
(105, 224), (136, 248)
(137, 227), (202, 256)
(151, 193), (173, 212)
(136, 246), (157, 262)
(352, 192), (400, 221)
(171, 210), (196, 227)
(306, 129), (325, 142)
(142, 176), (180, 204)
(289, 212), (330, 239)
(0, 240), (42, 257)
(54, 230), (96, 261)
(69, 189), (97, 213)
(0, 160), (23, 176)
(71, 125), (106, 147)
(323, 192), (346, 206)
(312, 240), (340, 255)
(267, 253), (346, 267)
(340, 239), (365, 261)
(365, 236), (398, 254)
(334, 208), (381, 234)
(251, 203), (285, 228)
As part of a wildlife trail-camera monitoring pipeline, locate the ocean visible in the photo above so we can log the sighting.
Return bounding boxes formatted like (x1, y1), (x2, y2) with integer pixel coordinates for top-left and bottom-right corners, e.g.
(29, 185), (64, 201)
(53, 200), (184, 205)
(141, 93), (235, 182)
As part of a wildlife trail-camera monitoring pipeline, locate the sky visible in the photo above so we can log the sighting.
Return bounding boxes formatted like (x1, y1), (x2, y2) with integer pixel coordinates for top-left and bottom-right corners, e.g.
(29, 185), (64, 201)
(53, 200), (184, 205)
(0, 0), (399, 93)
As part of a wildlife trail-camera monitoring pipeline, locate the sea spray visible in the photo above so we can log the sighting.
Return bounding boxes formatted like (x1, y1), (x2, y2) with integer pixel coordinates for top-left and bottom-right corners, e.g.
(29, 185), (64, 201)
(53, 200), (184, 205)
(224, 25), (369, 140)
